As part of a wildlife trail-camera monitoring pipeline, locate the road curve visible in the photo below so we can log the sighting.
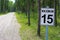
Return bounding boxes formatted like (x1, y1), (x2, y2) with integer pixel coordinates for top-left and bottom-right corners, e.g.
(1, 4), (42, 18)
(0, 12), (21, 40)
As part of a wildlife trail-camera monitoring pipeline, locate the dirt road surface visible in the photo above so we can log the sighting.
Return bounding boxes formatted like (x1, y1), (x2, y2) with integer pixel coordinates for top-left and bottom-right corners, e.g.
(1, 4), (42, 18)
(0, 12), (21, 40)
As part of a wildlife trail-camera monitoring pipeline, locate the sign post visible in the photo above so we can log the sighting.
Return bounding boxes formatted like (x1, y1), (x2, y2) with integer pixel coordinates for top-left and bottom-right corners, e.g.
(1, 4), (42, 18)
(40, 7), (55, 40)
(46, 25), (48, 40)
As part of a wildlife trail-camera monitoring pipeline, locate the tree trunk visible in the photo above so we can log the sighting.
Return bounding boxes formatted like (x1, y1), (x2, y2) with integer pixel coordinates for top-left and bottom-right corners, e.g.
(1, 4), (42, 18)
(27, 0), (30, 26)
(37, 0), (41, 36)
(54, 0), (57, 26)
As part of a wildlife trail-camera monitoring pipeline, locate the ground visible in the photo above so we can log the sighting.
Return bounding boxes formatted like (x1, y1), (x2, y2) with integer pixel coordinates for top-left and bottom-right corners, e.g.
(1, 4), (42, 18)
(16, 12), (60, 40)
(0, 12), (21, 40)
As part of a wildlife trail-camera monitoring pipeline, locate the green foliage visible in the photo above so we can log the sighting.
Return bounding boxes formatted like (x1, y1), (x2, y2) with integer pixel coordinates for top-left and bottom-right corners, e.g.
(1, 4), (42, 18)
(15, 12), (41, 40)
(15, 0), (38, 12)
(15, 12), (60, 40)
(8, 1), (15, 12)
(0, 0), (9, 13)
(0, 0), (60, 13)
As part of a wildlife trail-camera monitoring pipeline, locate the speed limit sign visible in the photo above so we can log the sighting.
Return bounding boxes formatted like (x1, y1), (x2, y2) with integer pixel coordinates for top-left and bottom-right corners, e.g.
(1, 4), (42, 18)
(40, 8), (55, 25)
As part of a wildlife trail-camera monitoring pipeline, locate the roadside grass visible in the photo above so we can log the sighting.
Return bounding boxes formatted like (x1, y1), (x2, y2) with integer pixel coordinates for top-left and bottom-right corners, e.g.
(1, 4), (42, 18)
(0, 13), (5, 15)
(15, 12), (60, 40)
(0, 13), (7, 16)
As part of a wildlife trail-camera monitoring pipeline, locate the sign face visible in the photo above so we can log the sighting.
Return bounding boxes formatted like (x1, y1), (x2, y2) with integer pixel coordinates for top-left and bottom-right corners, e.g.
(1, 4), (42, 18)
(40, 8), (55, 25)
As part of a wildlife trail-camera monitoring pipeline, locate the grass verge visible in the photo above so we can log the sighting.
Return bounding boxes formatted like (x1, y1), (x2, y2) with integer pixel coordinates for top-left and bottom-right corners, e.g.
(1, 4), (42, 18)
(15, 12), (60, 40)
(0, 13), (8, 16)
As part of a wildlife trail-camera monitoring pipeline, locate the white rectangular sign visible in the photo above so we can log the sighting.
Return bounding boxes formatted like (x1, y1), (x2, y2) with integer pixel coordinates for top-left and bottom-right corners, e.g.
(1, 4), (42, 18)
(40, 8), (55, 25)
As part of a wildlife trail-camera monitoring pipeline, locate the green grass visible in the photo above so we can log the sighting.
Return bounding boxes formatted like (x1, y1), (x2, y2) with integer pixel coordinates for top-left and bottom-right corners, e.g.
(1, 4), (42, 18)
(15, 12), (60, 40)
(0, 13), (7, 16)
(0, 13), (5, 15)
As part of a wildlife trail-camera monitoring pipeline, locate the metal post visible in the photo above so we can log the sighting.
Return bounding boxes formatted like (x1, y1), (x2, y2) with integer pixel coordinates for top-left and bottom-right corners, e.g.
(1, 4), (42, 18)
(45, 6), (49, 40)
(46, 25), (48, 40)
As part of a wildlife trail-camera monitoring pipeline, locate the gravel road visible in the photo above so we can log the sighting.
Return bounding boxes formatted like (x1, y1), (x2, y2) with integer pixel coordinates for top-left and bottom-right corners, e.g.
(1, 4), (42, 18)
(0, 12), (21, 40)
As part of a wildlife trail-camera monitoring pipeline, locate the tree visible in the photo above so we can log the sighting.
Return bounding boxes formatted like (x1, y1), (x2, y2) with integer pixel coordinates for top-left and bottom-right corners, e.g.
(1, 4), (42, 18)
(27, 0), (30, 26)
(37, 0), (41, 36)
(54, 0), (57, 26)
(0, 0), (9, 13)
(58, 0), (60, 17)
(0, 0), (1, 12)
(8, 1), (14, 12)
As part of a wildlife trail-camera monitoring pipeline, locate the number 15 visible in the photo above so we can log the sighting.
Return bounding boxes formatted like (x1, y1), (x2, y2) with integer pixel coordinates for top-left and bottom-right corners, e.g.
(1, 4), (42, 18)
(42, 14), (53, 24)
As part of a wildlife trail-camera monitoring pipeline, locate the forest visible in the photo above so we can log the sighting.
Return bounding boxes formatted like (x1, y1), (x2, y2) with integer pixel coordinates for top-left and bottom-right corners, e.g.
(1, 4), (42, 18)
(0, 0), (60, 40)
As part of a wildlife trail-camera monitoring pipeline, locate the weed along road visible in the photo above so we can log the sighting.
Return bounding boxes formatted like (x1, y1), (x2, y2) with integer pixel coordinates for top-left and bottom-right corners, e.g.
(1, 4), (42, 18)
(0, 12), (21, 40)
